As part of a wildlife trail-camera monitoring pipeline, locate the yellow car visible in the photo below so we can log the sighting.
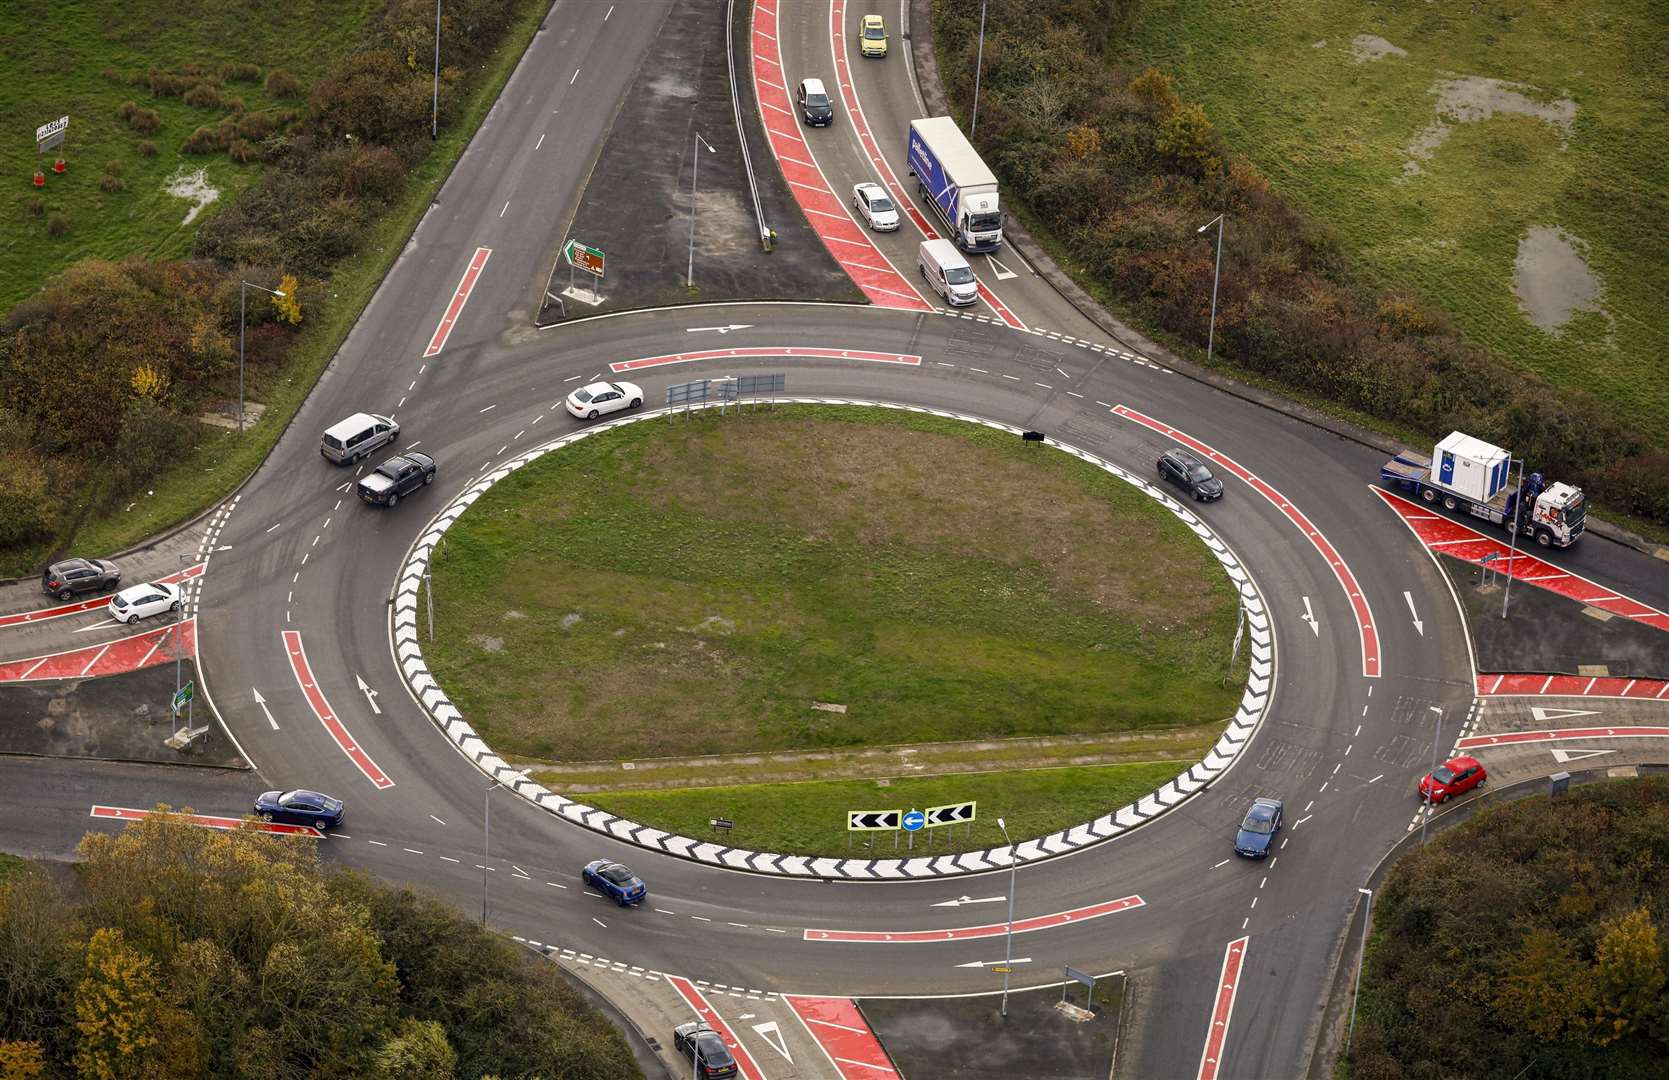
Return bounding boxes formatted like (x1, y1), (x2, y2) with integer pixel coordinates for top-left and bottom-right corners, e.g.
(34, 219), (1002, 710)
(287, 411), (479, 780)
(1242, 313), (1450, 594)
(859, 14), (888, 58)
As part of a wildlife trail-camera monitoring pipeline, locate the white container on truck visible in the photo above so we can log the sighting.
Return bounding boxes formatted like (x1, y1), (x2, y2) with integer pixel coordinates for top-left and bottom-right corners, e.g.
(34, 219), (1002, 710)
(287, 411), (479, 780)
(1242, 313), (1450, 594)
(906, 117), (1003, 252)
(1380, 431), (1586, 547)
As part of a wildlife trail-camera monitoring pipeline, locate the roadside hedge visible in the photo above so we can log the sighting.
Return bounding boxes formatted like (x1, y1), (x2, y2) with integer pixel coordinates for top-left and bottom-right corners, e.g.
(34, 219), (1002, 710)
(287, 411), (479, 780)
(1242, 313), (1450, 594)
(930, 0), (1669, 529)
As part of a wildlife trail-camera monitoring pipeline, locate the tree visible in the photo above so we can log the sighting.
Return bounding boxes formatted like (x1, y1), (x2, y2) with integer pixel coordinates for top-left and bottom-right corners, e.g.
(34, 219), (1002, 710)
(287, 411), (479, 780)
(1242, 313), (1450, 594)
(1492, 928), (1595, 1041)
(1592, 908), (1667, 1045)
(72, 928), (201, 1080)
(371, 1019), (455, 1080)
(1156, 103), (1221, 178)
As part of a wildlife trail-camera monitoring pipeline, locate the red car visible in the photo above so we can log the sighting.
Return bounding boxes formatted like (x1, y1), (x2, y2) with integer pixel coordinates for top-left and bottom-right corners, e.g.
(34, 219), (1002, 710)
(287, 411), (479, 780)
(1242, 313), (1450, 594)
(1419, 755), (1486, 802)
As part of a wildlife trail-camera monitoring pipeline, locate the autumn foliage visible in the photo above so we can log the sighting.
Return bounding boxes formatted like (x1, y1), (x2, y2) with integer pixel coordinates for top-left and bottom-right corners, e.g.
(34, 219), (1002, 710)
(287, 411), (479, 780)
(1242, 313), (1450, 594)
(0, 811), (635, 1079)
(1349, 778), (1669, 1078)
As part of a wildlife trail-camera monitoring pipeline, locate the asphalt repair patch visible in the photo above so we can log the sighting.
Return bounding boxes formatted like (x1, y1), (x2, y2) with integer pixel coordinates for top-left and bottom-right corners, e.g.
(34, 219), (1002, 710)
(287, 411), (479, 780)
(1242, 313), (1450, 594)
(0, 665), (246, 768)
(540, 0), (863, 321)
(860, 974), (1125, 1079)
(1443, 553), (1669, 678)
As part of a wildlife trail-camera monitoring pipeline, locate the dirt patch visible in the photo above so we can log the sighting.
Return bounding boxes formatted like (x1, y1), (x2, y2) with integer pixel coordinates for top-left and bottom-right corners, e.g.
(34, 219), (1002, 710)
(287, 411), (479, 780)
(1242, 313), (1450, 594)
(164, 167), (220, 225)
(1513, 226), (1603, 332)
(1350, 35), (1407, 64)
(1402, 75), (1577, 178)
(471, 634), (504, 652)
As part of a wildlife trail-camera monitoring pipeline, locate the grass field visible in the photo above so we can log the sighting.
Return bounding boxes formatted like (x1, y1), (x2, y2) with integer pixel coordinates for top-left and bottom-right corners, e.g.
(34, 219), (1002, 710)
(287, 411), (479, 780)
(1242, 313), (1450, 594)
(0, 853), (26, 883)
(1109, 0), (1669, 442)
(0, 1), (374, 311)
(582, 760), (1190, 857)
(425, 406), (1242, 763)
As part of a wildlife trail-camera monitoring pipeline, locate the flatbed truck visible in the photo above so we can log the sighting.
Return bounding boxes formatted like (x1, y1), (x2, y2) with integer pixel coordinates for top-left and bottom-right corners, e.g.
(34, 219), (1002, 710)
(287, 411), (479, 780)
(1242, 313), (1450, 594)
(1380, 431), (1586, 548)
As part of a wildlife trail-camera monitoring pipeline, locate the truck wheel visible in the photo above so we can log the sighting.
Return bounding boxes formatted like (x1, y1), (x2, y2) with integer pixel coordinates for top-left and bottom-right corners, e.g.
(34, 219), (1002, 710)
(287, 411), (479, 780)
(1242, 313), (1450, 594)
(1535, 528), (1553, 547)
(1442, 495), (1457, 510)
(1421, 488), (1437, 503)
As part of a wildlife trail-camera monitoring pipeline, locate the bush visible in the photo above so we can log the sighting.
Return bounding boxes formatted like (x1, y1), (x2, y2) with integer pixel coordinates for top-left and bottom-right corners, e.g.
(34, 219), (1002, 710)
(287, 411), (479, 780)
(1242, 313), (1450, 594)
(228, 138), (258, 164)
(45, 215), (67, 236)
(183, 82), (221, 109)
(265, 69), (300, 97)
(145, 70), (194, 97)
(123, 104), (161, 134)
(135, 140), (158, 157)
(181, 124), (225, 154)
(97, 174), (127, 194)
(0, 450), (58, 547)
(26, 198), (44, 217)
(220, 61), (262, 83)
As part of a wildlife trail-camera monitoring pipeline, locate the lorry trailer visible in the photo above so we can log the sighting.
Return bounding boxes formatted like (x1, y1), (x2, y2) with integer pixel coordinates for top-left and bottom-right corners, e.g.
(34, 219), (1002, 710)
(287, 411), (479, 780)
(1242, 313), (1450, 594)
(906, 116), (1003, 252)
(1380, 431), (1586, 548)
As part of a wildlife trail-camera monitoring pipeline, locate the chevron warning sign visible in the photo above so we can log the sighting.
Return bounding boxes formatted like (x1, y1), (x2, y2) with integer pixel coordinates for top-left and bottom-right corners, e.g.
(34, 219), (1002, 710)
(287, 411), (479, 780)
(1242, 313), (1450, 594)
(847, 808), (902, 832)
(925, 801), (976, 827)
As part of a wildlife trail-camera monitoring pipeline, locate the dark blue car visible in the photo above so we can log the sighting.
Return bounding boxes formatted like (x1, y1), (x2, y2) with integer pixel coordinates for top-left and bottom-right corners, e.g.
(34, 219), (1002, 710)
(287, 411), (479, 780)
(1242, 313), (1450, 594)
(1234, 797), (1283, 858)
(253, 789), (344, 830)
(582, 859), (646, 906)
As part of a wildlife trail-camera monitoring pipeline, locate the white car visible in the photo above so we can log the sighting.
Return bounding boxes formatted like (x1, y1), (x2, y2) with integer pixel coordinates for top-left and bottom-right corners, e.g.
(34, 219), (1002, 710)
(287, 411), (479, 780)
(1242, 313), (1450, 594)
(109, 582), (181, 624)
(566, 380), (643, 420)
(852, 182), (899, 231)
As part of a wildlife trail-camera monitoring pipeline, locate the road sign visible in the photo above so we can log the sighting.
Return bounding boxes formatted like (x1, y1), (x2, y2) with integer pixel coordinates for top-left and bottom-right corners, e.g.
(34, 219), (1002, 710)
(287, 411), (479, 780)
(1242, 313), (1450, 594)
(925, 801), (976, 828)
(36, 115), (69, 151)
(171, 681), (194, 714)
(709, 817), (734, 831)
(901, 809), (927, 833)
(564, 238), (604, 277)
(848, 809), (901, 832)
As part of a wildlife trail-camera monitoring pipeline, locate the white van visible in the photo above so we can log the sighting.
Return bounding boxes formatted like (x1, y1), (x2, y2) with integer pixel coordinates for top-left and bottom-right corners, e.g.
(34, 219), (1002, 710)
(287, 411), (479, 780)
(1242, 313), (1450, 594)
(321, 412), (400, 465)
(917, 239), (978, 307)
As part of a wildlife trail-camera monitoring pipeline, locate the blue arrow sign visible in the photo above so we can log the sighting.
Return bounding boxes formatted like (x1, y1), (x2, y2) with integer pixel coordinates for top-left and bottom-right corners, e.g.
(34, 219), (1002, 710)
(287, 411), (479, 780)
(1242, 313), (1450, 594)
(901, 809), (926, 833)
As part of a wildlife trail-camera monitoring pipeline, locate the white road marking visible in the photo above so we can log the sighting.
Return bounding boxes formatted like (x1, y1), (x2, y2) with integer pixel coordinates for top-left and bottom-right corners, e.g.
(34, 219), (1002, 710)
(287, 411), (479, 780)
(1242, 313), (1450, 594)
(429, 815), (446, 825)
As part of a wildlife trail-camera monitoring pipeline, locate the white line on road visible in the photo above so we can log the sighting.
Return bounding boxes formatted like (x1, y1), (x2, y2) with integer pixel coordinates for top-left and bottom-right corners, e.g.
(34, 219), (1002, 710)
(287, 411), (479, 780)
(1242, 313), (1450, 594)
(1367, 774), (1383, 784)
(535, 133), (545, 150)
(266, 522), (281, 533)
(440, 856), (459, 863)
(368, 840), (387, 847)
(480, 404), (496, 413)
(429, 815), (446, 825)
(570, 69), (580, 85)
(500, 201), (510, 218)
(592, 917), (606, 927)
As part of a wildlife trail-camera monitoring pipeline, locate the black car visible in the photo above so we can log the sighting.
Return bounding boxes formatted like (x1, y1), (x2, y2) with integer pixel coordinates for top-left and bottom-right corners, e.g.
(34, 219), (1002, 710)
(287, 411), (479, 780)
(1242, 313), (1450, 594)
(357, 451), (436, 507)
(673, 1021), (739, 1079)
(252, 789), (344, 829)
(1158, 448), (1225, 501)
(42, 558), (122, 602)
(1234, 797), (1283, 858)
(797, 78), (834, 126)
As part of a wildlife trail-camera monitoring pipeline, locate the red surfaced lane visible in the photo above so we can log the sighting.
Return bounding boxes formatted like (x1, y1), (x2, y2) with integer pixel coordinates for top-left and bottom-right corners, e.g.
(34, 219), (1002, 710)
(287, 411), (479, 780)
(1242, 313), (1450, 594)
(1478, 673), (1669, 699)
(1, 562), (205, 630)
(90, 805), (321, 837)
(424, 247), (491, 358)
(1374, 487), (1669, 634)
(610, 346), (922, 373)
(281, 630), (394, 789)
(803, 894), (1144, 942)
(1114, 405), (1381, 678)
(0, 619), (194, 683)
(1460, 726), (1669, 749)
(1197, 936), (1249, 1080)
(784, 995), (898, 1078)
(665, 975), (768, 1080)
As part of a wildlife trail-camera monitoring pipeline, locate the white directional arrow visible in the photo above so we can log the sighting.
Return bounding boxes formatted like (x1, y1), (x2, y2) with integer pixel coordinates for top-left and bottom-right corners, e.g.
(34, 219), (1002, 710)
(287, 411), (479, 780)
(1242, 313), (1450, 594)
(931, 895), (1007, 908)
(1403, 591), (1423, 636)
(251, 688), (279, 730)
(752, 1021), (792, 1064)
(1550, 747), (1613, 763)
(1531, 706), (1599, 723)
(215, 544), (233, 552)
(686, 324), (754, 334)
(986, 255), (1019, 281)
(1300, 596), (1319, 636)
(355, 674), (382, 715)
(955, 957), (1032, 969)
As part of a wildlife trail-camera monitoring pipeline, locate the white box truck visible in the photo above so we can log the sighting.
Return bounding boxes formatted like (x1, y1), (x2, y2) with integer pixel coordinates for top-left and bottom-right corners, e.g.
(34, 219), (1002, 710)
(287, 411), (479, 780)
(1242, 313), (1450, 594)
(906, 117), (1003, 252)
(1380, 431), (1586, 547)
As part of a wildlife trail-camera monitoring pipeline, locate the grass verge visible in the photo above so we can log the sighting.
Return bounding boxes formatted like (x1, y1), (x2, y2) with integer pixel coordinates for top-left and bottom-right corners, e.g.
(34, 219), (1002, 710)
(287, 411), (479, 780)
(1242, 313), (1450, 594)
(32, 1), (552, 575)
(0, 853), (26, 883)
(582, 760), (1189, 857)
(425, 406), (1242, 762)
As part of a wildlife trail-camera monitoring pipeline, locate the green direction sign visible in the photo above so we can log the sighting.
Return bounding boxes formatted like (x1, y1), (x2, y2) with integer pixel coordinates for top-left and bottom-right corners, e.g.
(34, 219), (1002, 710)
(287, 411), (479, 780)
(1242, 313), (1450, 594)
(172, 681), (194, 714)
(564, 239), (605, 277)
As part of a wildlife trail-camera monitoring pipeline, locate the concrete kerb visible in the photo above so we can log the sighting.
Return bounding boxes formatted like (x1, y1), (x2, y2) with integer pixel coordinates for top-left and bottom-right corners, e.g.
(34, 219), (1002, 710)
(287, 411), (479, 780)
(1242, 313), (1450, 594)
(386, 396), (1275, 880)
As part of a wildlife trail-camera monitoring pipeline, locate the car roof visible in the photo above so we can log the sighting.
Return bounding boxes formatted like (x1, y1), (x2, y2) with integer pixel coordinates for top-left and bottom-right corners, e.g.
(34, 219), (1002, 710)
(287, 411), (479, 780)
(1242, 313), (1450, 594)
(324, 412), (385, 439)
(862, 14), (884, 25)
(1444, 755), (1480, 769)
(801, 77), (827, 93)
(1166, 447), (1205, 465)
(856, 181), (885, 195)
(49, 558), (96, 573)
(115, 581), (171, 598)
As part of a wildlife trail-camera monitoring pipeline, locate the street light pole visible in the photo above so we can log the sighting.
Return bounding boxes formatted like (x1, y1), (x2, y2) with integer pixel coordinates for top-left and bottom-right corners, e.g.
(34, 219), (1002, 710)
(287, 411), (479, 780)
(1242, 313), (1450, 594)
(238, 280), (286, 434)
(1502, 456), (1523, 619)
(1420, 706), (1441, 845)
(481, 779), (499, 923)
(970, 0), (989, 135)
(996, 816), (1017, 1018)
(1346, 886), (1374, 1055)
(1197, 214), (1224, 365)
(432, 0), (442, 140)
(173, 552), (185, 737)
(687, 132), (716, 288)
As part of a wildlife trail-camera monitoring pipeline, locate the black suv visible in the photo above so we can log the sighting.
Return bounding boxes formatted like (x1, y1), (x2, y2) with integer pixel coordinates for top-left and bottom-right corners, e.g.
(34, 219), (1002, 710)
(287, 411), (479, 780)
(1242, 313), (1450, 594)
(672, 1022), (738, 1079)
(357, 452), (436, 508)
(797, 78), (834, 126)
(42, 558), (122, 601)
(1158, 448), (1225, 501)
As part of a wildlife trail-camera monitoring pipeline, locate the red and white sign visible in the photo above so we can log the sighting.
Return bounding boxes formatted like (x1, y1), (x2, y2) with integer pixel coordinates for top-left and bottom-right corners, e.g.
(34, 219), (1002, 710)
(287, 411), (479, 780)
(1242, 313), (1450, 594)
(281, 630), (394, 789)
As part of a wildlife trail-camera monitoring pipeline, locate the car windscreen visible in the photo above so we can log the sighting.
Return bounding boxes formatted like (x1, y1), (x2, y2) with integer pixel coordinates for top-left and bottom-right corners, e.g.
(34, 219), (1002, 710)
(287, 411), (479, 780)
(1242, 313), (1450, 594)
(1241, 813), (1274, 834)
(376, 460), (406, 479)
(278, 791), (311, 808)
(1187, 465), (1213, 482)
(863, 25), (883, 38)
(572, 388), (594, 403)
(945, 266), (974, 285)
(1432, 766), (1456, 784)
(869, 195), (895, 212)
(807, 93), (829, 107)
(969, 211), (1002, 231)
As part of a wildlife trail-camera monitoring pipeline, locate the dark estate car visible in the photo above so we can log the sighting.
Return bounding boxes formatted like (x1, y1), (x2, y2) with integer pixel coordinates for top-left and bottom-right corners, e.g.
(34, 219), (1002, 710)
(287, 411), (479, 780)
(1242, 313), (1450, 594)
(42, 558), (121, 601)
(357, 451), (436, 507)
(673, 1021), (739, 1079)
(1234, 797), (1283, 858)
(1420, 755), (1487, 803)
(582, 859), (647, 906)
(797, 77), (834, 126)
(1159, 448), (1225, 501)
(253, 789), (345, 829)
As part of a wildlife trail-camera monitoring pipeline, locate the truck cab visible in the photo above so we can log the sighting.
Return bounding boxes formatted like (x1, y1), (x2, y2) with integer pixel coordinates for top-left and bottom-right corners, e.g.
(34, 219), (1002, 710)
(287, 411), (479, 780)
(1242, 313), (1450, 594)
(1523, 477), (1585, 547)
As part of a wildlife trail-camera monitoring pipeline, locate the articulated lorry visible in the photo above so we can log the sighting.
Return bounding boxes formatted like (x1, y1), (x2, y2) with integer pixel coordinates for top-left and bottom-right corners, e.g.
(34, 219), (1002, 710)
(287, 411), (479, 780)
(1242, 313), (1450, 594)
(1380, 431), (1586, 547)
(906, 116), (1003, 253)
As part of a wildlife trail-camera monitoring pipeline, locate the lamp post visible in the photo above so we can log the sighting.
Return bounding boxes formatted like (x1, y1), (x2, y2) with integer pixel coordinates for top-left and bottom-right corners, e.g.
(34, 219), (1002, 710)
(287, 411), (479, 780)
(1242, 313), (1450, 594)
(238, 280), (286, 433)
(481, 778), (499, 924)
(686, 132), (717, 288)
(970, 0), (989, 135)
(996, 816), (1017, 1018)
(173, 552), (186, 737)
(1197, 214), (1224, 365)
(1346, 886), (1374, 1055)
(432, 0), (442, 139)
(1502, 456), (1523, 619)
(1420, 706), (1441, 845)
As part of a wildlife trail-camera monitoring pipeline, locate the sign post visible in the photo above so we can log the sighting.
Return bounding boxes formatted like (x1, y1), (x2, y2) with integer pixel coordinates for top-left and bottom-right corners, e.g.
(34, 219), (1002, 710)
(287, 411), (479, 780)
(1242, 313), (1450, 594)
(35, 115), (70, 183)
(563, 239), (605, 304)
(901, 808), (926, 850)
(847, 808), (902, 850)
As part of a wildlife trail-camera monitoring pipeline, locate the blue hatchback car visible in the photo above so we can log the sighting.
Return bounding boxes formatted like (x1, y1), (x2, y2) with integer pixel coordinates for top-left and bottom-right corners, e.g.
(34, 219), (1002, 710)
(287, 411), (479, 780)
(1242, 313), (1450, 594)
(253, 789), (344, 830)
(1234, 797), (1283, 858)
(582, 860), (647, 906)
